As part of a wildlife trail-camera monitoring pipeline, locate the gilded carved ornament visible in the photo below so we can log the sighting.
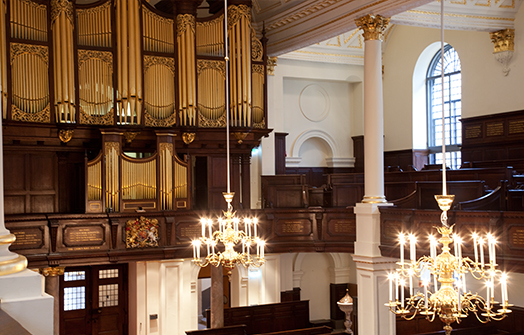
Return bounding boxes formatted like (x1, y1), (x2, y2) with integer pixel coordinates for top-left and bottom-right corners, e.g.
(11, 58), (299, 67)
(490, 28), (515, 76)
(177, 14), (196, 37)
(40, 266), (65, 277)
(124, 131), (139, 144)
(59, 129), (74, 143)
(232, 132), (248, 144)
(125, 216), (159, 248)
(51, 0), (73, 25)
(182, 132), (195, 145)
(354, 14), (390, 41)
(267, 57), (277, 75)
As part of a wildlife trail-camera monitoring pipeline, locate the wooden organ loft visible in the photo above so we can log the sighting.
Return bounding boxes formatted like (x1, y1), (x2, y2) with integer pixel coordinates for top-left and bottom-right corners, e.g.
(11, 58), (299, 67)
(0, 0), (270, 215)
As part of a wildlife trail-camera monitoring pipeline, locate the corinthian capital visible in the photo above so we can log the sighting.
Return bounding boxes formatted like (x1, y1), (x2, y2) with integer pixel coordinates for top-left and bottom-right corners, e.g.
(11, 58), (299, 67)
(490, 29), (514, 53)
(355, 14), (390, 41)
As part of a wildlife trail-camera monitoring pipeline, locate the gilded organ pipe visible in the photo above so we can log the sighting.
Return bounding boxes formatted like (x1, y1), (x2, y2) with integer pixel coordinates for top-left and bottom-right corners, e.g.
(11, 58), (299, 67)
(52, 0), (75, 123)
(177, 14), (196, 126)
(1, 0), (7, 117)
(116, 0), (142, 125)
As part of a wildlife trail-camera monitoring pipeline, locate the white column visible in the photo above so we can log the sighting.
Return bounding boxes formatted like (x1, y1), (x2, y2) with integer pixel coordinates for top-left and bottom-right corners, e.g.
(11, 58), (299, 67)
(353, 14), (396, 335)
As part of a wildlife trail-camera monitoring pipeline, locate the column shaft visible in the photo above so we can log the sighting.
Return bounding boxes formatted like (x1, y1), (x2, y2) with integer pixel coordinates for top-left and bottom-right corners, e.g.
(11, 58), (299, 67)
(210, 265), (224, 328)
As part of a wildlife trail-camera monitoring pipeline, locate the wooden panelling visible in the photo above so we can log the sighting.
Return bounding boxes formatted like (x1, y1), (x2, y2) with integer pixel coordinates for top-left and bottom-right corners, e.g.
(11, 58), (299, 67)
(4, 152), (57, 214)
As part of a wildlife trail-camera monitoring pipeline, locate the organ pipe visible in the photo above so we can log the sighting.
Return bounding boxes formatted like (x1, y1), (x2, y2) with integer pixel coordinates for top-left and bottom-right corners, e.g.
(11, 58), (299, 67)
(116, 0), (142, 125)
(10, 0), (47, 42)
(177, 14), (196, 126)
(1, 0), (8, 117)
(52, 0), (75, 123)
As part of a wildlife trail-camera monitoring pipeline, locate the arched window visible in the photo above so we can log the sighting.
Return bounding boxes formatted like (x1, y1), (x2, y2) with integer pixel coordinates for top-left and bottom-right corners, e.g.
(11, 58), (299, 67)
(426, 45), (461, 169)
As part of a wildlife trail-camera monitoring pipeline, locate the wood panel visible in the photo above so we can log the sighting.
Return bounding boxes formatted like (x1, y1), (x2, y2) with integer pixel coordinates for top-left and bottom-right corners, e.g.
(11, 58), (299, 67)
(4, 152), (57, 214)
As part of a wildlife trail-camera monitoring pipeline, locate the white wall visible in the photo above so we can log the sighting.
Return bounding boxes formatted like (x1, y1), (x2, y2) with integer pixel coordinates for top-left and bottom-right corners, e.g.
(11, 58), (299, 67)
(383, 4), (524, 152)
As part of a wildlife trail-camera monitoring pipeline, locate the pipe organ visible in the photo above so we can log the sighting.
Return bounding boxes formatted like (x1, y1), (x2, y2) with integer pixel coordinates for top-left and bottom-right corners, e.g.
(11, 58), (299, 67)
(0, 0), (266, 128)
(86, 132), (190, 213)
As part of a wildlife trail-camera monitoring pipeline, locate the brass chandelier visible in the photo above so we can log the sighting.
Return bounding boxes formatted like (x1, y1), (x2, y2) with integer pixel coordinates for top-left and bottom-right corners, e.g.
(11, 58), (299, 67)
(191, 0), (265, 275)
(387, 1), (511, 334)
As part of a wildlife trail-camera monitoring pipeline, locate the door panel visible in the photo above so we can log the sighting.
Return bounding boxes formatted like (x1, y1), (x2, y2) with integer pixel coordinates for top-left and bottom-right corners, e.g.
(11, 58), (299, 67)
(60, 265), (127, 335)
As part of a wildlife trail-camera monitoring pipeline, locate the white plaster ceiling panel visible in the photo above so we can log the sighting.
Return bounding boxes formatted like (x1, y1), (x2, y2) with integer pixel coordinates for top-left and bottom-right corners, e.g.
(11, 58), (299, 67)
(251, 0), (435, 56)
(392, 0), (523, 31)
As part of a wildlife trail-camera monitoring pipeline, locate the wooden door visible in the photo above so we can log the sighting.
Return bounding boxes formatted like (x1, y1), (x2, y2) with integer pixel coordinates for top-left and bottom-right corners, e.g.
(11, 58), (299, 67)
(60, 264), (128, 335)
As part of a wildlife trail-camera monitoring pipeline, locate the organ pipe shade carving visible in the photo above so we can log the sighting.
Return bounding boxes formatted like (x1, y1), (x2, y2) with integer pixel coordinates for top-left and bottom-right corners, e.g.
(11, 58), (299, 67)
(177, 14), (197, 127)
(121, 155), (157, 200)
(252, 64), (265, 128)
(228, 5), (252, 128)
(197, 59), (226, 126)
(52, 0), (75, 123)
(144, 56), (176, 126)
(174, 155), (188, 199)
(1, 0), (8, 117)
(78, 50), (114, 125)
(10, 0), (48, 42)
(105, 142), (120, 212)
(116, 0), (142, 125)
(10, 43), (50, 123)
(196, 14), (224, 57)
(76, 0), (111, 48)
(142, 5), (174, 53)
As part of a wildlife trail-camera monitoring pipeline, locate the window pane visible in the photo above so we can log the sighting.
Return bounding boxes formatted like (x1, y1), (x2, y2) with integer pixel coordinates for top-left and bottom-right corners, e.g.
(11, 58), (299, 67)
(99, 284), (119, 307)
(99, 269), (119, 279)
(64, 271), (85, 281)
(64, 286), (85, 311)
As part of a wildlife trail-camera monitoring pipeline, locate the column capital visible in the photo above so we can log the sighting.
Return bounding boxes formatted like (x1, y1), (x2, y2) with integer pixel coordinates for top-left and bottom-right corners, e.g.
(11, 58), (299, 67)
(40, 266), (65, 277)
(355, 14), (390, 41)
(490, 28), (514, 53)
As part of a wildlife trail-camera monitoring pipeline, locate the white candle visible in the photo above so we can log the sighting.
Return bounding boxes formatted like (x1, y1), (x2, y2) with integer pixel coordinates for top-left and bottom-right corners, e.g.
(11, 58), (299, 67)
(462, 274), (466, 294)
(388, 274), (393, 302)
(409, 270), (414, 297)
(245, 219), (251, 237)
(487, 280), (491, 310)
(473, 233), (478, 263)
(479, 238), (485, 267)
(400, 279), (405, 308)
(409, 234), (416, 262)
(192, 241), (196, 258)
(492, 238), (497, 265)
(208, 220), (212, 238)
(211, 241), (216, 255)
(487, 234), (493, 264)
(206, 241), (210, 256)
(423, 281), (428, 309)
(457, 284), (461, 312)
(253, 218), (258, 237)
(501, 273), (507, 307)
(429, 235), (437, 262)
(395, 273), (399, 301)
(260, 241), (265, 258)
(399, 233), (405, 266)
(201, 218), (206, 237)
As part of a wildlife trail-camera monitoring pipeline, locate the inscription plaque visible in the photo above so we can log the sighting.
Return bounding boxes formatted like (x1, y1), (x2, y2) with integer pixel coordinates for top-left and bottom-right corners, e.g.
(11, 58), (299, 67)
(11, 228), (43, 249)
(64, 225), (104, 248)
(180, 225), (200, 239)
(276, 219), (311, 236)
(509, 226), (524, 248)
(328, 219), (355, 235)
(465, 125), (482, 139)
(509, 120), (524, 134)
(486, 122), (504, 137)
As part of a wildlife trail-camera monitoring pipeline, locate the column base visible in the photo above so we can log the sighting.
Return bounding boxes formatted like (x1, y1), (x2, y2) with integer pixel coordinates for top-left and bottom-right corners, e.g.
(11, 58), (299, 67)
(361, 195), (387, 204)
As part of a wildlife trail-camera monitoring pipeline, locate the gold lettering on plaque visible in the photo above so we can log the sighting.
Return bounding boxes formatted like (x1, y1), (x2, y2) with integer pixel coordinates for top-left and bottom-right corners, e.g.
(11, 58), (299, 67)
(511, 228), (524, 247)
(181, 226), (200, 238)
(486, 122), (504, 136)
(465, 125), (481, 139)
(509, 120), (524, 134)
(11, 230), (42, 248)
(283, 223), (304, 233)
(64, 226), (104, 247)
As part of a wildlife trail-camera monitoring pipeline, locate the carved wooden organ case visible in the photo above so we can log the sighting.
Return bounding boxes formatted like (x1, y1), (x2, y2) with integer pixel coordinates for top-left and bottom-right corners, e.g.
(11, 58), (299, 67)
(0, 0), (268, 213)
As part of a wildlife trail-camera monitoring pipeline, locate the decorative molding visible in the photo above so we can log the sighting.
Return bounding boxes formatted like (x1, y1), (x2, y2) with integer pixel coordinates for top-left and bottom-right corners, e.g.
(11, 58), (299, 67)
(58, 129), (74, 143)
(39, 266), (65, 277)
(12, 103), (51, 123)
(490, 28), (515, 76)
(124, 131), (139, 144)
(197, 59), (225, 76)
(79, 107), (114, 125)
(227, 5), (251, 30)
(159, 142), (174, 155)
(144, 55), (175, 73)
(177, 14), (195, 37)
(267, 57), (277, 75)
(198, 110), (226, 128)
(105, 141), (120, 156)
(10, 43), (48, 66)
(326, 157), (356, 168)
(285, 156), (302, 167)
(232, 132), (248, 144)
(144, 110), (177, 127)
(290, 129), (340, 159)
(252, 28), (264, 61)
(182, 132), (195, 145)
(51, 0), (73, 25)
(355, 14), (390, 41)
(78, 49), (113, 66)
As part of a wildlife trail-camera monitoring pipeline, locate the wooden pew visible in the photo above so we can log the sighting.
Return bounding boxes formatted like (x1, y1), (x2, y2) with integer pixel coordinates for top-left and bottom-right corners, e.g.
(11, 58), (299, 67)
(253, 326), (332, 335)
(186, 325), (247, 335)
